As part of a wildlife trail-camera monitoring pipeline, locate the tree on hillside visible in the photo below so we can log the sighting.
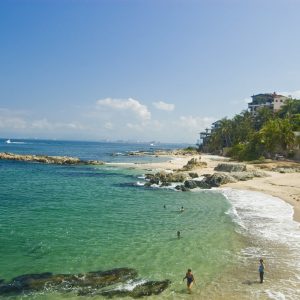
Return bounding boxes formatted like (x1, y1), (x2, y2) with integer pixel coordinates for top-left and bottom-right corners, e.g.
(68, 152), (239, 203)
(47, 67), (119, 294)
(254, 106), (274, 130)
(231, 110), (255, 143)
(260, 118), (295, 157)
(277, 99), (300, 119)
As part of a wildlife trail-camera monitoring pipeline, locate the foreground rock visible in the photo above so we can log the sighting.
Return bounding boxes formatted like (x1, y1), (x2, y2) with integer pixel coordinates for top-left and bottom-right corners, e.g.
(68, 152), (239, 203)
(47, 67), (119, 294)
(0, 152), (104, 165)
(80, 279), (171, 298)
(145, 171), (187, 186)
(0, 268), (137, 295)
(0, 268), (170, 298)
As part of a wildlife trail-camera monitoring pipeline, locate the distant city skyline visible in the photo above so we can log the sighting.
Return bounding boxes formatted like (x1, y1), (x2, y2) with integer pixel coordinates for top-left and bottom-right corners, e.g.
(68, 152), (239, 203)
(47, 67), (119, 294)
(0, 0), (299, 143)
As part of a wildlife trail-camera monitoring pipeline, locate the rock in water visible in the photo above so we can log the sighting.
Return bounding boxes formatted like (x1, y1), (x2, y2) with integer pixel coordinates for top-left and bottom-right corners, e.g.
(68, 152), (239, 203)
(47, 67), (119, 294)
(95, 279), (171, 298)
(79, 268), (138, 288)
(0, 268), (138, 296)
(130, 280), (171, 298)
(0, 152), (104, 165)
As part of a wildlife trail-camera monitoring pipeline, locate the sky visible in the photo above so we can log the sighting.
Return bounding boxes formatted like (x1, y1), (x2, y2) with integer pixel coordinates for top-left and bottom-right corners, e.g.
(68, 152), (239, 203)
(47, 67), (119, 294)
(0, 0), (299, 143)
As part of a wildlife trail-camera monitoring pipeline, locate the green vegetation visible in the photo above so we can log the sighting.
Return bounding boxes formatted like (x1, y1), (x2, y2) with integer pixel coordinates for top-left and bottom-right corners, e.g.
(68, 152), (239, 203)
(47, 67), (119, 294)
(183, 146), (199, 153)
(205, 99), (300, 161)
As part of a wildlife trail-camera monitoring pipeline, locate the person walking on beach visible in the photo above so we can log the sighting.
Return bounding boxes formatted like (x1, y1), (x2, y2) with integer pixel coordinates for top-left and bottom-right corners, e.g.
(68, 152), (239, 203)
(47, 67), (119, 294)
(183, 268), (195, 292)
(258, 259), (265, 283)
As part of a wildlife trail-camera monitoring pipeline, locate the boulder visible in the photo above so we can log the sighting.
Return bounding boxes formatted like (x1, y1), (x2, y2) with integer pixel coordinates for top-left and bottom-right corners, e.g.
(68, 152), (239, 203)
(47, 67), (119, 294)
(0, 268), (138, 296)
(195, 180), (212, 189)
(145, 172), (187, 186)
(95, 279), (171, 298)
(180, 158), (207, 171)
(130, 280), (171, 297)
(188, 172), (199, 178)
(175, 185), (190, 192)
(184, 180), (198, 189)
(204, 173), (237, 187)
(214, 163), (247, 172)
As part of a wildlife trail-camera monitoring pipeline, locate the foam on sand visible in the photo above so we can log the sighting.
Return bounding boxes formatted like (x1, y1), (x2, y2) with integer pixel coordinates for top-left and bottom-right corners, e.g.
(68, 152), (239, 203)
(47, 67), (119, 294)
(221, 188), (300, 299)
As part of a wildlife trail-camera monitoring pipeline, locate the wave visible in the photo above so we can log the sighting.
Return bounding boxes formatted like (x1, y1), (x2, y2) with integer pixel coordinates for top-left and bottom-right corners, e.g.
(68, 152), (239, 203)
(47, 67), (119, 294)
(221, 188), (300, 246)
(221, 188), (300, 299)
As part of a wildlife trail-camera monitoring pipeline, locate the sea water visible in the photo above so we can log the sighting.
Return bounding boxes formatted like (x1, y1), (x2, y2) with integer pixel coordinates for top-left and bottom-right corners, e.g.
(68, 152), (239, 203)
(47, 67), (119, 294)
(0, 140), (299, 299)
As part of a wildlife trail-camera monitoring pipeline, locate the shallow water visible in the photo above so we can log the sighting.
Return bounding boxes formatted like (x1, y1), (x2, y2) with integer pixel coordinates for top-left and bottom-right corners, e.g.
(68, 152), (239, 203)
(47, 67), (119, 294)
(0, 140), (299, 299)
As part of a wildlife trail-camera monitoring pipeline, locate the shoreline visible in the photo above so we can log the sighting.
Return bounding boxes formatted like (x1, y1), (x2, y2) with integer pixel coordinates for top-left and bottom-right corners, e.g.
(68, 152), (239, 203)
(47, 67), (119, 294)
(119, 153), (300, 223)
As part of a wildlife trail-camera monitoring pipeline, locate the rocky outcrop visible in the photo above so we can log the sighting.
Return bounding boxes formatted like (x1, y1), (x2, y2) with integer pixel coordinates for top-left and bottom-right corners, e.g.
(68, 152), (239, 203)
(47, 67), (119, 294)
(203, 173), (237, 187)
(180, 170), (269, 190)
(0, 152), (104, 166)
(179, 157), (207, 171)
(145, 171), (187, 186)
(81, 279), (171, 298)
(0, 268), (170, 298)
(0, 268), (138, 295)
(214, 163), (247, 172)
(272, 167), (300, 173)
(188, 172), (199, 178)
(229, 171), (269, 181)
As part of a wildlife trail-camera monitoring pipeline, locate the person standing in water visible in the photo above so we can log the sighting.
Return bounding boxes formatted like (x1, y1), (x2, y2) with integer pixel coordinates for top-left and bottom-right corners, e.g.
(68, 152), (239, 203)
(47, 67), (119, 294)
(177, 231), (180, 239)
(183, 268), (195, 291)
(258, 259), (265, 283)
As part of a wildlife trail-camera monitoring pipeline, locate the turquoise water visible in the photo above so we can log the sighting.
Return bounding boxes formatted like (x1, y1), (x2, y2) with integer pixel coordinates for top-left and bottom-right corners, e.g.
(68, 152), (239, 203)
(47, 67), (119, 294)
(1, 140), (299, 299)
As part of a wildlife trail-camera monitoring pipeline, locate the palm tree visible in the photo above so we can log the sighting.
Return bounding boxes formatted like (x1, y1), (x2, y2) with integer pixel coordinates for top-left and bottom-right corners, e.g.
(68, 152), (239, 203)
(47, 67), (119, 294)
(260, 118), (295, 157)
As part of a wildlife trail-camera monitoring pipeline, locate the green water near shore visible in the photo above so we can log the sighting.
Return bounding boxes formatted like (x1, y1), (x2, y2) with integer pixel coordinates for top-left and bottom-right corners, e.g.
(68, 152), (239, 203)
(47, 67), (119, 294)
(1, 154), (299, 299)
(0, 161), (245, 299)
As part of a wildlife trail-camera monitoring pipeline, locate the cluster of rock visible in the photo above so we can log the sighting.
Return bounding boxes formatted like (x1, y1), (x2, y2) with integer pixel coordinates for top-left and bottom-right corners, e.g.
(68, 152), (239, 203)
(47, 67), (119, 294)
(0, 152), (104, 166)
(272, 167), (300, 173)
(179, 157), (207, 171)
(145, 172), (187, 187)
(143, 163), (268, 191)
(0, 268), (170, 298)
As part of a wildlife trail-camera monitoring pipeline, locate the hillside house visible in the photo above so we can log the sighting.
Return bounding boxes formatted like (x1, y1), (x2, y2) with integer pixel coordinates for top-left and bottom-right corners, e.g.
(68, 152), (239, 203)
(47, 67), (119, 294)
(248, 92), (288, 114)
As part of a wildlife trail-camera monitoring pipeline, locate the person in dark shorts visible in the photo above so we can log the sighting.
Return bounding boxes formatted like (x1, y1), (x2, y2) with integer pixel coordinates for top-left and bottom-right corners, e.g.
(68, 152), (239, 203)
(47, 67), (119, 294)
(183, 268), (195, 291)
(259, 259), (265, 283)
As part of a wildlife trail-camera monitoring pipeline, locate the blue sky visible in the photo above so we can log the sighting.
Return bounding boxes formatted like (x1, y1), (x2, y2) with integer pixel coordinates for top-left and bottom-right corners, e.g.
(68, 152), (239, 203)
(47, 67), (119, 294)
(0, 0), (299, 143)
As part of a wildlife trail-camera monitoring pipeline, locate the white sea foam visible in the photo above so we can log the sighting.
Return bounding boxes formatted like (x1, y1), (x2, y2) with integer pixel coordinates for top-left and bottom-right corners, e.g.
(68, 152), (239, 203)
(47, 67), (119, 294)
(114, 279), (147, 291)
(221, 188), (300, 245)
(221, 188), (300, 299)
(265, 290), (286, 300)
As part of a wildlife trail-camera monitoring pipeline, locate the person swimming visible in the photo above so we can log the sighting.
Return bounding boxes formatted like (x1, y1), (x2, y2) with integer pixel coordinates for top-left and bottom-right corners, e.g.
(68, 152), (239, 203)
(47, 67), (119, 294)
(183, 268), (195, 291)
(180, 206), (184, 212)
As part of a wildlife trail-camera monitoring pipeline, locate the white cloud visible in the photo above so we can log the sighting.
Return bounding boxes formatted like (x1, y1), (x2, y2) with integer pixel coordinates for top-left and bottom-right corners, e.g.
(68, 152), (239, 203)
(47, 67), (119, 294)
(0, 108), (86, 134)
(0, 108), (28, 129)
(31, 118), (53, 130)
(104, 122), (113, 130)
(126, 122), (144, 131)
(153, 101), (175, 111)
(178, 116), (216, 131)
(230, 97), (252, 105)
(280, 90), (300, 99)
(97, 97), (151, 120)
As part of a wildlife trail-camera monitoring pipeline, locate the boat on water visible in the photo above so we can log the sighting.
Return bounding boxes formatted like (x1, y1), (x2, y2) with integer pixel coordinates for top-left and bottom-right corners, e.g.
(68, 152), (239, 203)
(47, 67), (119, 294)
(5, 139), (11, 144)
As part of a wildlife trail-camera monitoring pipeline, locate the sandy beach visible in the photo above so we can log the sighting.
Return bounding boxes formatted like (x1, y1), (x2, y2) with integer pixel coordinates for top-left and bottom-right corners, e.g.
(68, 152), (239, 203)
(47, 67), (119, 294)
(130, 153), (300, 223)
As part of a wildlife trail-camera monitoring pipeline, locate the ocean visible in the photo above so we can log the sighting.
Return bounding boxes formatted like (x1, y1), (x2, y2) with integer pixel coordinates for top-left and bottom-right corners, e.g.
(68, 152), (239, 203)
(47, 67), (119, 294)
(0, 139), (299, 300)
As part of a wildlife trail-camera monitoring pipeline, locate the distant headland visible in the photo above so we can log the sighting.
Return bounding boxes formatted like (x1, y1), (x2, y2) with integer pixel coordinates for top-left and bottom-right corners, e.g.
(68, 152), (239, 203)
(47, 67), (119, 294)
(0, 152), (104, 165)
